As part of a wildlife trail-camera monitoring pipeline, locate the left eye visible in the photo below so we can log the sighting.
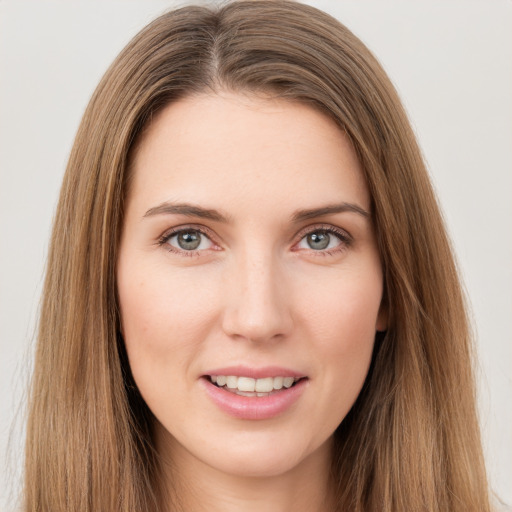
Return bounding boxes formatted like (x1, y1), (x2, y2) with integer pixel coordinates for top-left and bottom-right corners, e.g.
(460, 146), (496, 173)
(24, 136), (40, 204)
(167, 230), (214, 251)
(297, 230), (343, 251)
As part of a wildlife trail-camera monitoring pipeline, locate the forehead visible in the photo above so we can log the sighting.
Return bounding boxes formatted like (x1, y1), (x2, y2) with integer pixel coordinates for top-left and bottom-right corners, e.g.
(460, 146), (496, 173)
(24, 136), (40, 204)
(128, 92), (370, 217)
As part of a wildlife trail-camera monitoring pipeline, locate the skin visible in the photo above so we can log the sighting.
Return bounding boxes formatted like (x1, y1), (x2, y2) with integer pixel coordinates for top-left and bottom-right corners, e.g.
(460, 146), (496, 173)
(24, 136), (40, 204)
(117, 91), (386, 512)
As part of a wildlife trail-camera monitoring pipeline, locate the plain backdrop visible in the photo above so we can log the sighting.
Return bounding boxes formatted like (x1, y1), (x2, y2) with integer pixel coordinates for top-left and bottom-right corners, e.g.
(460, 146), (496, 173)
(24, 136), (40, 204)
(1, 1), (511, 510)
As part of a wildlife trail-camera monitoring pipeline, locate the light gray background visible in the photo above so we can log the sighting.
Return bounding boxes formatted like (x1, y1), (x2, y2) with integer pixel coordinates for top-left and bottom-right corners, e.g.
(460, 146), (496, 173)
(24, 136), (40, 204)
(1, 1), (511, 509)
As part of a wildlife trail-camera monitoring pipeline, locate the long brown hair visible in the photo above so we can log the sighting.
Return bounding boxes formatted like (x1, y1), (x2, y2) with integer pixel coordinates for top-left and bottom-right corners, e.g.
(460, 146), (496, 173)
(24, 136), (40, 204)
(24, 1), (490, 511)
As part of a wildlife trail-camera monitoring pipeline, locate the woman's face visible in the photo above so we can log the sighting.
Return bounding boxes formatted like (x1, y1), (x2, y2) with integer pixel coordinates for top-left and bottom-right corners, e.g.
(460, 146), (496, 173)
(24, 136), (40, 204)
(117, 92), (386, 478)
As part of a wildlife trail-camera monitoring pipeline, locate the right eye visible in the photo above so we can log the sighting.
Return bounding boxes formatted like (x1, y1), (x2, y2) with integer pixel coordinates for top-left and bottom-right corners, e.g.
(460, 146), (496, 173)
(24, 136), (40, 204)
(160, 228), (215, 254)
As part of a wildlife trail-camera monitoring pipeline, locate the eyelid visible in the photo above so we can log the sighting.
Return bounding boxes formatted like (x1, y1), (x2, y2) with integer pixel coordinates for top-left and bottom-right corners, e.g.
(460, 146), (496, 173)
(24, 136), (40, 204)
(157, 224), (221, 255)
(292, 223), (353, 254)
(157, 222), (352, 257)
(294, 223), (352, 243)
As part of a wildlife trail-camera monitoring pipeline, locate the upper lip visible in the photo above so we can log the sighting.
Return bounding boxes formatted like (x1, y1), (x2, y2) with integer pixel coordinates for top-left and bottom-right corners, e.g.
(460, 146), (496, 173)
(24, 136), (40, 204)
(202, 365), (306, 379)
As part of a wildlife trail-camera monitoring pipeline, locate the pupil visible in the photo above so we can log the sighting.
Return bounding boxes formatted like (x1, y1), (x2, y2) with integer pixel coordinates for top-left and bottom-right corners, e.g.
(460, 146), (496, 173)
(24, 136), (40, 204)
(178, 231), (201, 250)
(308, 231), (330, 250)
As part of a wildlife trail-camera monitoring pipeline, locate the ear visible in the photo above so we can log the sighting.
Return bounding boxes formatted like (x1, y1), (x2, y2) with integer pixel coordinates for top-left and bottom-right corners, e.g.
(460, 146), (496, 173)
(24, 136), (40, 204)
(376, 300), (388, 333)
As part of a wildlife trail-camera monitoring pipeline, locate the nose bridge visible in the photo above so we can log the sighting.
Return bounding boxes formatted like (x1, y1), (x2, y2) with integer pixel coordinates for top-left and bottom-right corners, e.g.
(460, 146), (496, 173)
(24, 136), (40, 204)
(222, 245), (293, 342)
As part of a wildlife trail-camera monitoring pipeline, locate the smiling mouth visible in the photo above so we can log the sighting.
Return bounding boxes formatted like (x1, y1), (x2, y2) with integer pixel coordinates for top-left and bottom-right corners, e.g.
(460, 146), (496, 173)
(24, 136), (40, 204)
(206, 375), (304, 397)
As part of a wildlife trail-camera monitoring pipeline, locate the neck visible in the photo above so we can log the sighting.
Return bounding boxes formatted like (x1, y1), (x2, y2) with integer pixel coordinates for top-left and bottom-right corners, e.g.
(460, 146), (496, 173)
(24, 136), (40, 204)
(156, 430), (336, 512)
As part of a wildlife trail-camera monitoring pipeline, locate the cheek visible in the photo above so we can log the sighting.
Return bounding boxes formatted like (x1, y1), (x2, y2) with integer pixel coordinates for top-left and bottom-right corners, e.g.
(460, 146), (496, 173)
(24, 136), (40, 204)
(116, 263), (222, 383)
(116, 264), (224, 428)
(119, 262), (215, 332)
(301, 269), (382, 411)
(305, 266), (383, 346)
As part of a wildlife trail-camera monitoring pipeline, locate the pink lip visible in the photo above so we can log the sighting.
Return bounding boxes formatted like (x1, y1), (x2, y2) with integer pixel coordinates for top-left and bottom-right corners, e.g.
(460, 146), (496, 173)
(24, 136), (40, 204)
(201, 375), (308, 421)
(203, 365), (305, 379)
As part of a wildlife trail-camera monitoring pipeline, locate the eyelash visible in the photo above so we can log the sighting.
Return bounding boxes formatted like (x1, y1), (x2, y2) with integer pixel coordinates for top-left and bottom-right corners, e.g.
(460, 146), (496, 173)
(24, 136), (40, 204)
(157, 225), (217, 258)
(157, 224), (352, 258)
(295, 224), (352, 257)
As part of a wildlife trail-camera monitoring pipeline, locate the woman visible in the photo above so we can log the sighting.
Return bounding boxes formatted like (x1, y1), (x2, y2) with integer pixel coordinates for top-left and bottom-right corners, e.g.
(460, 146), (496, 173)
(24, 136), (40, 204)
(23, 1), (492, 511)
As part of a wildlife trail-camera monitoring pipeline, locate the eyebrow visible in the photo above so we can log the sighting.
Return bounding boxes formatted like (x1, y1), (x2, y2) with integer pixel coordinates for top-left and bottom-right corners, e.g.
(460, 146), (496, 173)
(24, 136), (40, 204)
(144, 202), (232, 223)
(291, 202), (370, 222)
(143, 201), (370, 223)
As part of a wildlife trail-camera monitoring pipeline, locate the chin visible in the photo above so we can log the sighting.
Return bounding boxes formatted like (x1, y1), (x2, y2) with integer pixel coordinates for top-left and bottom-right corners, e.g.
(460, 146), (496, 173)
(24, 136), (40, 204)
(211, 451), (302, 478)
(194, 430), (332, 480)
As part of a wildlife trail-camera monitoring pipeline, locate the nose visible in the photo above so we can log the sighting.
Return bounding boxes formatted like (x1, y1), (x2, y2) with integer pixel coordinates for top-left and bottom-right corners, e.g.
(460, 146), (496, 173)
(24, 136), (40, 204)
(221, 251), (294, 343)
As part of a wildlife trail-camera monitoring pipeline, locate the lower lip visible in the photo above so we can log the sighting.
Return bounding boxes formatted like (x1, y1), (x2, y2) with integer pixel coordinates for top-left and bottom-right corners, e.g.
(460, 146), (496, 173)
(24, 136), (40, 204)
(201, 378), (308, 420)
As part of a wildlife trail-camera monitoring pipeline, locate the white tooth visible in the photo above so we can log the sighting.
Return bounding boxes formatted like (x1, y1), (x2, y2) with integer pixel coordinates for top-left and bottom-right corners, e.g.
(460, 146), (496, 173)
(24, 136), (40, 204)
(283, 377), (294, 388)
(255, 377), (274, 393)
(226, 376), (238, 389)
(236, 390), (256, 397)
(210, 375), (217, 384)
(257, 392), (269, 397)
(273, 376), (284, 390)
(216, 375), (227, 386)
(237, 377), (256, 392)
